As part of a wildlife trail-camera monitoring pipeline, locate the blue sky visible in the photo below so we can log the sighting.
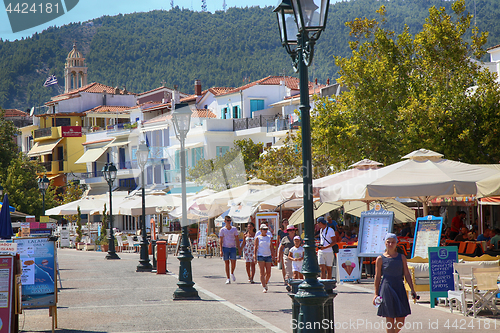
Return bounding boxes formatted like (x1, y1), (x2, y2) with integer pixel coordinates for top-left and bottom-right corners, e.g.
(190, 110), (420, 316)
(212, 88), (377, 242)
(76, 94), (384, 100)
(1, 0), (277, 41)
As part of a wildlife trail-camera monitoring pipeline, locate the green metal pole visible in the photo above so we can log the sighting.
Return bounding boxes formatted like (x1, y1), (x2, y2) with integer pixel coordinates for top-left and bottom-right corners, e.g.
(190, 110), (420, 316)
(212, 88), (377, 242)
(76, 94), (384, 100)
(173, 133), (200, 300)
(294, 32), (328, 332)
(137, 170), (152, 271)
(106, 180), (120, 260)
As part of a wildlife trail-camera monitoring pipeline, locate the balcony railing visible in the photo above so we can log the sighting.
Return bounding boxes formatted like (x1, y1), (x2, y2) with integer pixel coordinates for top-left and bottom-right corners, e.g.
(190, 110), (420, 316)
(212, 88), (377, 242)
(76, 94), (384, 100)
(233, 115), (275, 131)
(39, 160), (64, 173)
(33, 127), (53, 139)
(266, 117), (290, 133)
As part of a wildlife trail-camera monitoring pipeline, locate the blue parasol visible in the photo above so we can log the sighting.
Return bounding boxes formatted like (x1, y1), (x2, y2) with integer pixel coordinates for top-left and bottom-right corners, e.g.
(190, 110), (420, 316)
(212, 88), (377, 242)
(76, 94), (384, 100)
(0, 194), (14, 239)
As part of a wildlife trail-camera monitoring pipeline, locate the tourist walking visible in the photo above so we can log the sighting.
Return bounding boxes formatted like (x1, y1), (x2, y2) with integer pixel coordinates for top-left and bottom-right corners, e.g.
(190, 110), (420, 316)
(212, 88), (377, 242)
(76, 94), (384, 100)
(277, 224), (297, 291)
(254, 224), (275, 293)
(373, 233), (417, 333)
(219, 216), (240, 284)
(317, 217), (336, 279)
(243, 222), (256, 283)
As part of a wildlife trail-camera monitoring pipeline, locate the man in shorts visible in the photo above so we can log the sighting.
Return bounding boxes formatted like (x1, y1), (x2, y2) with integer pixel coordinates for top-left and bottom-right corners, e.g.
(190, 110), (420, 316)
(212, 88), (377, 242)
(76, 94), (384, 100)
(219, 216), (240, 284)
(317, 216), (336, 279)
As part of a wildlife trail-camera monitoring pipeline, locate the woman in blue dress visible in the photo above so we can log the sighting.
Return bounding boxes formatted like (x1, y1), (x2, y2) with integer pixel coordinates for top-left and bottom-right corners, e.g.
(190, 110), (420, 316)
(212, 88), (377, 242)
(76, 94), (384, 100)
(373, 233), (417, 333)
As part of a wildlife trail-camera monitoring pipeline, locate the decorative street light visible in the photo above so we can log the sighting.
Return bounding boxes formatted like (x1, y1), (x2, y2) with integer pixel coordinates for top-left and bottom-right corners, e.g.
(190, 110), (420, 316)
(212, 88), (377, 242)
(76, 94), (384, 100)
(136, 141), (152, 272)
(102, 162), (120, 260)
(171, 103), (199, 300)
(274, 0), (330, 328)
(37, 175), (50, 216)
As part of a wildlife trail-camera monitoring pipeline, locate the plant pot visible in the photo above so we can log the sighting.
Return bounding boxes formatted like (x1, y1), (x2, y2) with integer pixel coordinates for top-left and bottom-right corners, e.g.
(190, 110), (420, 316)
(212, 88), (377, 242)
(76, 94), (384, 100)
(76, 242), (85, 250)
(101, 244), (109, 252)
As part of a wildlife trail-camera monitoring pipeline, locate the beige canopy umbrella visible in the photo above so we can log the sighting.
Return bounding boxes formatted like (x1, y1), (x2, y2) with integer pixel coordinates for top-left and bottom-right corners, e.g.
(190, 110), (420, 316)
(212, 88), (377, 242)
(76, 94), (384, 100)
(320, 149), (500, 215)
(288, 199), (414, 226)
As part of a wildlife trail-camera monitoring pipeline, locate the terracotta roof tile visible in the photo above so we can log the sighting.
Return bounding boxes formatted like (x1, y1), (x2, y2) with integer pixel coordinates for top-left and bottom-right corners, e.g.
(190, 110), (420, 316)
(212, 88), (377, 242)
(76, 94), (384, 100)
(84, 105), (131, 114)
(3, 109), (29, 117)
(209, 87), (235, 96)
(51, 82), (135, 100)
(218, 76), (304, 96)
(143, 113), (171, 125)
(192, 109), (216, 118)
(487, 44), (500, 51)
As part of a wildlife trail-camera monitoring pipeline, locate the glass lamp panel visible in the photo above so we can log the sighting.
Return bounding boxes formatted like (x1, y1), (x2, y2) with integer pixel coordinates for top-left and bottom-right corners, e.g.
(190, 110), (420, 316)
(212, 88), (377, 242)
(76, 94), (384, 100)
(137, 142), (149, 170)
(172, 105), (192, 138)
(108, 163), (118, 182)
(102, 164), (110, 182)
(292, 0), (329, 32)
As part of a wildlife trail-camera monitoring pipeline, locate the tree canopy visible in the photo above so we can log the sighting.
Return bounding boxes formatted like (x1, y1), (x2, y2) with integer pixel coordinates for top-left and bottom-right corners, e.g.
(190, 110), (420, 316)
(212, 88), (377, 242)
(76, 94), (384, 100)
(311, 1), (500, 169)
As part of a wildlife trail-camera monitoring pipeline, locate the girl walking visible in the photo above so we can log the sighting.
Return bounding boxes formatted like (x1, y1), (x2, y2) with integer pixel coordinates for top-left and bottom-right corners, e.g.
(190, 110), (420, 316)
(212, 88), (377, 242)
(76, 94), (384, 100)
(243, 222), (256, 283)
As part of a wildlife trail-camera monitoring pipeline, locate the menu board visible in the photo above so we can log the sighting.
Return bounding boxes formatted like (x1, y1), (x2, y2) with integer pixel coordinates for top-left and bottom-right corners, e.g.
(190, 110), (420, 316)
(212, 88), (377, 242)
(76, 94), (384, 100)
(411, 216), (443, 259)
(13, 237), (56, 309)
(357, 206), (394, 257)
(198, 222), (208, 248)
(428, 246), (458, 308)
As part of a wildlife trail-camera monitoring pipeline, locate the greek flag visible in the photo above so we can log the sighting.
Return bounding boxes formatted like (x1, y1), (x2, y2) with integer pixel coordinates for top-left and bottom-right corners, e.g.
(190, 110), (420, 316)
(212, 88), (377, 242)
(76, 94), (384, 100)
(43, 75), (58, 87)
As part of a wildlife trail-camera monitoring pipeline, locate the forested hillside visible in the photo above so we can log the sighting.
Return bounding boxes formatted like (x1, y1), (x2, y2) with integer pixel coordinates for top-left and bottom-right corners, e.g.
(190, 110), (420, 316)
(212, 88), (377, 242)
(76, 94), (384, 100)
(1, 0), (499, 111)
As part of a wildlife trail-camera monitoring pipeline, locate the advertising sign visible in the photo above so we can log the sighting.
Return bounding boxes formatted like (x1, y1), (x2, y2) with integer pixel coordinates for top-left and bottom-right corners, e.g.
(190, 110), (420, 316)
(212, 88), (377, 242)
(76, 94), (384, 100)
(61, 126), (82, 137)
(0, 256), (14, 333)
(13, 238), (56, 308)
(337, 248), (361, 282)
(255, 212), (279, 238)
(428, 246), (458, 308)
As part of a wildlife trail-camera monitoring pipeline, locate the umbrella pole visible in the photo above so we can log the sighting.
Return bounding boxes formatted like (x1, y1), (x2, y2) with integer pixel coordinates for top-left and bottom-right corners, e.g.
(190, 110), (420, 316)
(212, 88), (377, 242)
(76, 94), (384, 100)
(423, 202), (429, 216)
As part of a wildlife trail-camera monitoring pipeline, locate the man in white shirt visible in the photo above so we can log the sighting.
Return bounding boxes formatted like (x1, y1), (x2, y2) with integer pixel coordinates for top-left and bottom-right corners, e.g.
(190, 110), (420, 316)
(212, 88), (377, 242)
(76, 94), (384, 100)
(317, 216), (336, 279)
(219, 216), (240, 284)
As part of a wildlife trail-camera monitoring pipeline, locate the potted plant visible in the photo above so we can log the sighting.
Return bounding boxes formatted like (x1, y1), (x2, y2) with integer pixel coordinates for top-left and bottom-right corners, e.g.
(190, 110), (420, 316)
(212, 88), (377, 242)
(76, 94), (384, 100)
(75, 206), (84, 250)
(96, 204), (109, 252)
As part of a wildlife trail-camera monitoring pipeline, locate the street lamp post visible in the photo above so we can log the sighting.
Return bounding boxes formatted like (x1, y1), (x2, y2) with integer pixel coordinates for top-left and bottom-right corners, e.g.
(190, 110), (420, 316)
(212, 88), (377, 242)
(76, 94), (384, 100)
(102, 162), (120, 260)
(136, 141), (152, 272)
(171, 103), (199, 300)
(274, 0), (330, 329)
(38, 175), (50, 216)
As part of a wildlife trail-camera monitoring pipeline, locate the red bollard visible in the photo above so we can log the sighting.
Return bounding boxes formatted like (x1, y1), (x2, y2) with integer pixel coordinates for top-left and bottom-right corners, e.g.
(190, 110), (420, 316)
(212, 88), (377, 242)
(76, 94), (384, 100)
(156, 241), (167, 274)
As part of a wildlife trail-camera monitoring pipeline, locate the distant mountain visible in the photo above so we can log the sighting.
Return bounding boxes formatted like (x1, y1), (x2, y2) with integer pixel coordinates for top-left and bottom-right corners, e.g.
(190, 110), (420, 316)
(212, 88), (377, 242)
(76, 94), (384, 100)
(1, 0), (499, 111)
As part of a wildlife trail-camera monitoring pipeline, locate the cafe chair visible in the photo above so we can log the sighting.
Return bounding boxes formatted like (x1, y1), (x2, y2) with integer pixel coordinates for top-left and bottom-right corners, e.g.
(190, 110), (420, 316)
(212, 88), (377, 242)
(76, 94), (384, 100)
(469, 267), (500, 317)
(448, 262), (475, 315)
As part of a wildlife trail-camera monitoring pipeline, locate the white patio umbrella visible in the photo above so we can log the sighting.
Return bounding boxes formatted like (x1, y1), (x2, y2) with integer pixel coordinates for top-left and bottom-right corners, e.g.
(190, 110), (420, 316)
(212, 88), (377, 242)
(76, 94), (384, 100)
(191, 182), (273, 219)
(281, 159), (382, 200)
(46, 197), (109, 215)
(319, 149), (500, 215)
(116, 194), (181, 216)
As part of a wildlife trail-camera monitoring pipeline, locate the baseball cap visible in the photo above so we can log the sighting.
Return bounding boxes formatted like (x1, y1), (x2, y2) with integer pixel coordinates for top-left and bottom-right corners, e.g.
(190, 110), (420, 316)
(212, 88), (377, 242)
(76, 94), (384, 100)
(286, 224), (297, 231)
(260, 224), (268, 229)
(317, 217), (326, 224)
(293, 236), (301, 241)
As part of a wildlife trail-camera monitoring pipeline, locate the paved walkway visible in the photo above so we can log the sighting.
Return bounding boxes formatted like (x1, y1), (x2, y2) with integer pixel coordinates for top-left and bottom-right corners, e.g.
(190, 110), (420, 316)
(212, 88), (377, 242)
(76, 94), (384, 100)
(19, 249), (500, 333)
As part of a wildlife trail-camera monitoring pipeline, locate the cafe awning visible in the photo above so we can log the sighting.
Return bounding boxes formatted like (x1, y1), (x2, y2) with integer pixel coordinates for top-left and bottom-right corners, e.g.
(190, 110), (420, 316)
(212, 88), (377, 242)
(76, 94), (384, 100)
(75, 145), (108, 164)
(107, 137), (130, 147)
(27, 138), (62, 157)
